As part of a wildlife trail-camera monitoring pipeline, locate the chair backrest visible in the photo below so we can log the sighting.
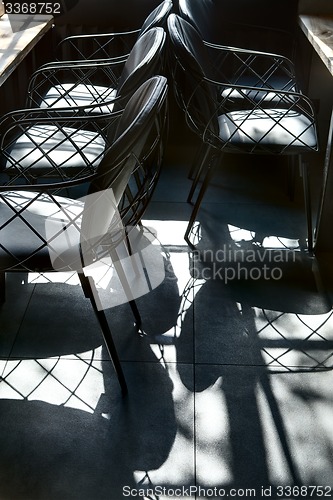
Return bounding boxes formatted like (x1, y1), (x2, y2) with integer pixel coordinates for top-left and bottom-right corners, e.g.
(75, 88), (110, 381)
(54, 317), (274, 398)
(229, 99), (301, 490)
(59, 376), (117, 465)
(139, 0), (173, 37)
(178, 0), (299, 58)
(167, 14), (219, 142)
(116, 27), (166, 100)
(81, 75), (168, 252)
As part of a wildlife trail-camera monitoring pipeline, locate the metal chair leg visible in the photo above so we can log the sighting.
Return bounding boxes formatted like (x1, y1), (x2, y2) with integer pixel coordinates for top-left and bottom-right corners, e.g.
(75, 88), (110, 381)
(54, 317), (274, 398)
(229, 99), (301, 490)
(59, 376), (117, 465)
(287, 156), (296, 201)
(78, 273), (128, 396)
(188, 142), (211, 180)
(185, 152), (222, 248)
(301, 158), (313, 253)
(187, 143), (212, 203)
(0, 272), (5, 303)
(111, 237), (142, 333)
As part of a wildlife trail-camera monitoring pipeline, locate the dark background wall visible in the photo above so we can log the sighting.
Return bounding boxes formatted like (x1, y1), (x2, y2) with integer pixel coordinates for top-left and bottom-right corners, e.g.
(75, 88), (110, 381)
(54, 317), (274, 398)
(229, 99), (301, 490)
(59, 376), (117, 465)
(55, 0), (163, 29)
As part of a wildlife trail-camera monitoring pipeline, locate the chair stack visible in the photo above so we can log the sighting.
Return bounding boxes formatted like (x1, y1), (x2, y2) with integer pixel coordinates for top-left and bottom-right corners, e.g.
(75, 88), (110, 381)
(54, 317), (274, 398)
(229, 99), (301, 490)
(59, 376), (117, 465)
(167, 13), (318, 252)
(0, 1), (321, 397)
(0, 1), (173, 395)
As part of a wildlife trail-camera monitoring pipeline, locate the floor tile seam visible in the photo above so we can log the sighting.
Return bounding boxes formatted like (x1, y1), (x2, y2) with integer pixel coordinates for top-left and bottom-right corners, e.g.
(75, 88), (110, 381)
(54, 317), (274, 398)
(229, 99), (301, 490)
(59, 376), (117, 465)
(191, 361), (333, 371)
(4, 356), (330, 372)
(191, 280), (198, 492)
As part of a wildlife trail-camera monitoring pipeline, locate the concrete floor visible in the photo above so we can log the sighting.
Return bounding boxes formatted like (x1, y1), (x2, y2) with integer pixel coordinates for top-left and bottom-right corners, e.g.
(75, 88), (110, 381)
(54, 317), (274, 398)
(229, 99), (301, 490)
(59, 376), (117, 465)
(1, 151), (333, 499)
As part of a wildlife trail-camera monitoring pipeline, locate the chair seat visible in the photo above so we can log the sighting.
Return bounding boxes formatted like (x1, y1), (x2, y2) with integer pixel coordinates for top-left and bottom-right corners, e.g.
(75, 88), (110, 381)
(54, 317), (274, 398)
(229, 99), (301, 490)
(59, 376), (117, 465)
(0, 191), (83, 272)
(218, 108), (317, 153)
(3, 125), (105, 176)
(40, 84), (117, 112)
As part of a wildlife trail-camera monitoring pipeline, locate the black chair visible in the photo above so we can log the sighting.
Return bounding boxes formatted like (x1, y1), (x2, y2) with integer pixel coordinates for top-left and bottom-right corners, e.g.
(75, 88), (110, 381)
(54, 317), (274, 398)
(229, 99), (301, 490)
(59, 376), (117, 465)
(26, 27), (166, 112)
(0, 27), (166, 184)
(178, 0), (299, 97)
(0, 75), (168, 395)
(177, 0), (299, 61)
(167, 14), (318, 252)
(176, 4), (301, 189)
(55, 0), (173, 62)
(0, 93), (127, 183)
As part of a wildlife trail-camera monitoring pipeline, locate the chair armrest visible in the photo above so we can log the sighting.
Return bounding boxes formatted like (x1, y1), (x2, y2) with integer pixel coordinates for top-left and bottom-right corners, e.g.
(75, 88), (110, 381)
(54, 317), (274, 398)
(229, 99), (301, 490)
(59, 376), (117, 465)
(182, 76), (317, 148)
(0, 104), (121, 182)
(0, 172), (97, 192)
(26, 59), (123, 108)
(55, 30), (140, 61)
(203, 42), (297, 91)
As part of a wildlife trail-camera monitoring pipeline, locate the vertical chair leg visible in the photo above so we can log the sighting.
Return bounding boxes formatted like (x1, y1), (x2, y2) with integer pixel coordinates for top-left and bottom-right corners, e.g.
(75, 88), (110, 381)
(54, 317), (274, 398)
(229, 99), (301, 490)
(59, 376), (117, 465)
(0, 272), (5, 303)
(187, 144), (212, 203)
(110, 241), (142, 333)
(78, 272), (128, 396)
(301, 158), (313, 253)
(287, 156), (296, 201)
(185, 152), (222, 248)
(188, 142), (211, 181)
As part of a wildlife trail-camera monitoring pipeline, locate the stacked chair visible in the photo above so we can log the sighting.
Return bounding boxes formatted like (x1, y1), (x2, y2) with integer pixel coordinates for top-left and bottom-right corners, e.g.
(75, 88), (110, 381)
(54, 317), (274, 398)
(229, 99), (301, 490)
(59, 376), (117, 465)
(167, 14), (318, 251)
(24, 0), (172, 111)
(26, 27), (166, 111)
(0, 76), (169, 395)
(177, 0), (299, 61)
(0, 3), (172, 395)
(177, 0), (299, 97)
(54, 0), (173, 61)
(0, 27), (166, 184)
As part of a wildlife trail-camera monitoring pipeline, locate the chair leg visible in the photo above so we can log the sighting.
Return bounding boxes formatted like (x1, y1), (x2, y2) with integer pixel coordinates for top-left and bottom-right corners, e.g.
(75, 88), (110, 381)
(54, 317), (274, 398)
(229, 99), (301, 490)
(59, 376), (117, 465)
(301, 159), (313, 253)
(187, 143), (212, 204)
(185, 152), (222, 248)
(111, 238), (142, 333)
(188, 143), (211, 181)
(0, 272), (5, 303)
(78, 273), (128, 396)
(287, 156), (296, 201)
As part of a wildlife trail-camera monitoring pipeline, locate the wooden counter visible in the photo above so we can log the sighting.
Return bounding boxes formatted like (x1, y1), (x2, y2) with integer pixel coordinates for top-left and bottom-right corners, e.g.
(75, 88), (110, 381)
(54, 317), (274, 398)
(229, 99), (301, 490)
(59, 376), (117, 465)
(299, 15), (333, 253)
(0, 14), (53, 86)
(299, 15), (333, 76)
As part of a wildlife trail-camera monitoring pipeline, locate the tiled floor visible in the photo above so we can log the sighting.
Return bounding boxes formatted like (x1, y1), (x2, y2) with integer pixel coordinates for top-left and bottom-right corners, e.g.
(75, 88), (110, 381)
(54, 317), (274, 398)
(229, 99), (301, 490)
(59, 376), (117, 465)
(1, 148), (333, 499)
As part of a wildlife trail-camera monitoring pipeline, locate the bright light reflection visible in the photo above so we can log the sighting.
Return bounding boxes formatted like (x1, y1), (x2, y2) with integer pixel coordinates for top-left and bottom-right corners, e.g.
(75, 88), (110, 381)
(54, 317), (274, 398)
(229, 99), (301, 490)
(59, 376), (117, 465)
(0, 354), (106, 414)
(195, 382), (232, 485)
(228, 224), (255, 242)
(142, 219), (189, 247)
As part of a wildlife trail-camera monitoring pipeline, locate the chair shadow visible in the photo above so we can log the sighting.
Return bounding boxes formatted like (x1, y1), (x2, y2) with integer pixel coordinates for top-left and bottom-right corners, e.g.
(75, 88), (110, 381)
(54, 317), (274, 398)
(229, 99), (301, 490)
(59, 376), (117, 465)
(0, 340), (177, 499)
(0, 239), (180, 498)
(174, 241), (333, 491)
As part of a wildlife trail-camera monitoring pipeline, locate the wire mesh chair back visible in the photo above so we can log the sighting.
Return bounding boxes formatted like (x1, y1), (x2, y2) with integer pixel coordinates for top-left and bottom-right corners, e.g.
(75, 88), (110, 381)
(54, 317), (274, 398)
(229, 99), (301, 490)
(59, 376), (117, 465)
(167, 14), (318, 156)
(55, 0), (173, 62)
(1, 28), (167, 185)
(178, 0), (299, 59)
(88, 75), (168, 230)
(167, 15), (220, 144)
(27, 27), (166, 112)
(0, 76), (168, 275)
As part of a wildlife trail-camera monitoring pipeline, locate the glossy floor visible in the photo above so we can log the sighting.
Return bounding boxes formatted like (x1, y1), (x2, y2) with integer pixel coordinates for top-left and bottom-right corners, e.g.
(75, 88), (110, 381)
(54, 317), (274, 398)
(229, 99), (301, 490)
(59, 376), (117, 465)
(1, 152), (333, 499)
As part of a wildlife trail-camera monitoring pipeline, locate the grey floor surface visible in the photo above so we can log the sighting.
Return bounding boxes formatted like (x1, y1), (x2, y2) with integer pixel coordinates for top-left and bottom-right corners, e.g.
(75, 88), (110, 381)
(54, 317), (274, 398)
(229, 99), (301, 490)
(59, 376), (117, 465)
(1, 152), (333, 499)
